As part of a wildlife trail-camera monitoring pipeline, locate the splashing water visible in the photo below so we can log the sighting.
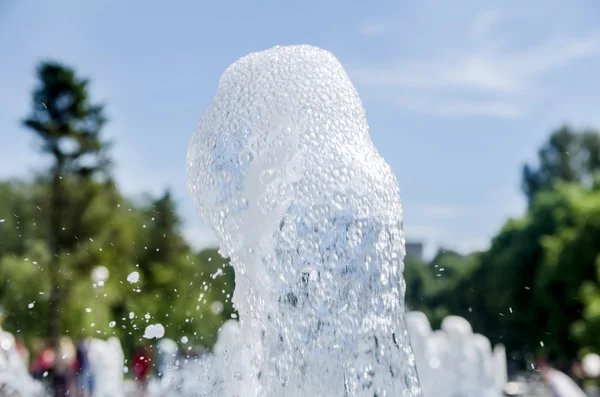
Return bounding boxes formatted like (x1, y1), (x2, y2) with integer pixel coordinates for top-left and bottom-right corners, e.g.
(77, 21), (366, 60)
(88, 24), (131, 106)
(187, 45), (422, 396)
(144, 323), (166, 339)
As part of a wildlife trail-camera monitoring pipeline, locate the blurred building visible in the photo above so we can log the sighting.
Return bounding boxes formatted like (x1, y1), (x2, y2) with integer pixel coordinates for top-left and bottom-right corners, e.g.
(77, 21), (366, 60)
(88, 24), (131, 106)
(405, 241), (423, 260)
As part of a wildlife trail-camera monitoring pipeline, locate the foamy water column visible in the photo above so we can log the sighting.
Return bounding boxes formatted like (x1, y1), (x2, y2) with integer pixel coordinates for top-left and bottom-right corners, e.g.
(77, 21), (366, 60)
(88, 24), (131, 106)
(187, 45), (422, 397)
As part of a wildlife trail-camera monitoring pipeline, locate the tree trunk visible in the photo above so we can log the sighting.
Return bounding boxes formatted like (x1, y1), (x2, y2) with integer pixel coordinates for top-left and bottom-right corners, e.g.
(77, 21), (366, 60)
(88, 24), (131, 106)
(48, 164), (63, 354)
(48, 161), (67, 397)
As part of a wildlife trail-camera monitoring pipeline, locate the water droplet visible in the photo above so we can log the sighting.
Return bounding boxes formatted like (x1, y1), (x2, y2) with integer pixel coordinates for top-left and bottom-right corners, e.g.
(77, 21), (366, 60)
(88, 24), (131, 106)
(143, 323), (165, 339)
(211, 301), (224, 315)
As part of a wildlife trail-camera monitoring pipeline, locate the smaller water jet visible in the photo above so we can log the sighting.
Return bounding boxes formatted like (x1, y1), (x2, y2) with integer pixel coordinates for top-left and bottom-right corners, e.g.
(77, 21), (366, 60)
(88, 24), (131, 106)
(406, 312), (507, 397)
(0, 319), (44, 396)
(88, 337), (125, 397)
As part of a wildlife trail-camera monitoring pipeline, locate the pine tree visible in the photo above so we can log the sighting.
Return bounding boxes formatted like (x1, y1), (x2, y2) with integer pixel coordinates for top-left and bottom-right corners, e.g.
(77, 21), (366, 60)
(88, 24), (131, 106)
(22, 61), (111, 348)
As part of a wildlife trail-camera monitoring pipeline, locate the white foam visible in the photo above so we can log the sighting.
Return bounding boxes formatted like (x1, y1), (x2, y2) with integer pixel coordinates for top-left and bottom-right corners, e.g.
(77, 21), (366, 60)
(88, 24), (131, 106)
(187, 45), (421, 396)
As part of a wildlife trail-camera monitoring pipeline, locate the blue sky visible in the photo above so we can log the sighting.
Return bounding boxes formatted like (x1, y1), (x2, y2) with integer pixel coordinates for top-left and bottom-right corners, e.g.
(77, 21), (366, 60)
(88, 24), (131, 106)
(1, 0), (599, 258)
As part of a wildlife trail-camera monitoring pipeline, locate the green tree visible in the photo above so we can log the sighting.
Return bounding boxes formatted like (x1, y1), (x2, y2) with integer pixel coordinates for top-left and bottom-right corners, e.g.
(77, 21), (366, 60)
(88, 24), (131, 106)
(22, 61), (111, 347)
(522, 125), (600, 204)
(404, 250), (479, 329)
(104, 191), (236, 355)
(0, 180), (40, 257)
(535, 184), (600, 357)
(0, 177), (237, 357)
(403, 255), (433, 315)
(0, 178), (132, 341)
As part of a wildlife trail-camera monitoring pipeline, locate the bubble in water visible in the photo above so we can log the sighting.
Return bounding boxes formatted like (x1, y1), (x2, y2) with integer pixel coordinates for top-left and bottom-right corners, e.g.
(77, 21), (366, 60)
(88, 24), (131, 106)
(127, 271), (140, 284)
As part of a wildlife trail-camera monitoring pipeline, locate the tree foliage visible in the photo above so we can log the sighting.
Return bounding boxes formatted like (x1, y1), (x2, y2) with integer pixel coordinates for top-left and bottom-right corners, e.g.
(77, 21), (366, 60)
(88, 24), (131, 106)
(522, 125), (600, 203)
(22, 61), (112, 346)
(0, 180), (236, 356)
(0, 61), (236, 359)
(404, 126), (600, 367)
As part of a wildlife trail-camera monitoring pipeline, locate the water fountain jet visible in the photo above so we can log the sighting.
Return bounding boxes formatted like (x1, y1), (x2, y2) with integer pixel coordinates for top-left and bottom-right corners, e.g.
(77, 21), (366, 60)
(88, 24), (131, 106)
(187, 45), (422, 396)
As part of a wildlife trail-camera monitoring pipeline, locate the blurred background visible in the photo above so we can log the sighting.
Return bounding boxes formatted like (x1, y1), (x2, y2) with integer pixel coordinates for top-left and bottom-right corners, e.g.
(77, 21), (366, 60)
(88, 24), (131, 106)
(1, 0), (599, 396)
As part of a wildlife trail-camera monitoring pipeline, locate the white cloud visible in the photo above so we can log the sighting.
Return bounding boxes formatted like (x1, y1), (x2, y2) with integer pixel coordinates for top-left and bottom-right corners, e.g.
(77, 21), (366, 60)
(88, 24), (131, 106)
(504, 33), (600, 77)
(405, 224), (440, 240)
(395, 96), (524, 118)
(472, 9), (501, 38)
(357, 20), (392, 37)
(349, 32), (600, 118)
(452, 236), (490, 255)
(353, 33), (600, 94)
(183, 226), (219, 252)
(352, 55), (519, 95)
(409, 203), (465, 219)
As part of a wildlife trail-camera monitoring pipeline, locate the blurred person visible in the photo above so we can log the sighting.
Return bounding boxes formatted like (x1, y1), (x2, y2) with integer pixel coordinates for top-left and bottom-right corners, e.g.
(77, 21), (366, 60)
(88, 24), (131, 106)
(30, 343), (55, 380)
(571, 359), (585, 388)
(132, 345), (152, 397)
(538, 360), (587, 397)
(53, 336), (77, 397)
(76, 338), (94, 397)
(14, 336), (29, 367)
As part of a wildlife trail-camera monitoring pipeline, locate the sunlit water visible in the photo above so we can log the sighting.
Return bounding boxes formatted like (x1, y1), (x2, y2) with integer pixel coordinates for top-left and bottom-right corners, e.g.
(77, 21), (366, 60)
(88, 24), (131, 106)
(151, 313), (509, 397)
(186, 44), (421, 397)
